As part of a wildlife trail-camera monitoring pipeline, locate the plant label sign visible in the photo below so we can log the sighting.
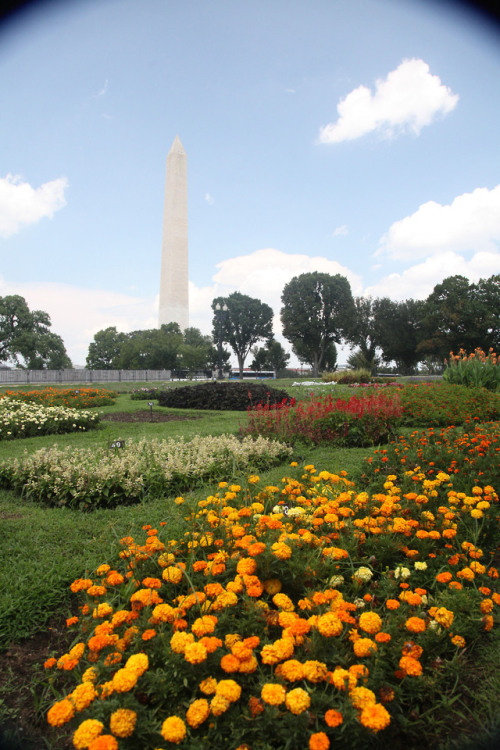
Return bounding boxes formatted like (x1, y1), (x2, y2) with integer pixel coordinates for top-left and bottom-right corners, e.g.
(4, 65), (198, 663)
(109, 439), (125, 449)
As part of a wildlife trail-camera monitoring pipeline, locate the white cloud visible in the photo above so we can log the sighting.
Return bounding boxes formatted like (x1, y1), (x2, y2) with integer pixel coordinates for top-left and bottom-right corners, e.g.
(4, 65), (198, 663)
(332, 224), (348, 237)
(204, 193), (215, 205)
(364, 250), (500, 301)
(0, 174), (68, 238)
(378, 185), (500, 260)
(318, 58), (458, 144)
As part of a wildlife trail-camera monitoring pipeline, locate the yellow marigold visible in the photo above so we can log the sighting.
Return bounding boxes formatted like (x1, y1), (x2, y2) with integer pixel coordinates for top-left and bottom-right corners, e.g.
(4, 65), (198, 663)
(236, 557), (257, 575)
(360, 702), (391, 733)
(71, 682), (96, 712)
(271, 542), (292, 560)
(47, 698), (75, 726)
(111, 668), (138, 693)
(272, 593), (295, 611)
(303, 660), (328, 683)
(72, 718), (104, 749)
(325, 709), (343, 727)
(93, 603), (113, 619)
(263, 578), (282, 595)
(358, 611), (382, 635)
(274, 637), (295, 661)
(125, 652), (149, 675)
(433, 607), (454, 628)
(216, 679), (242, 703)
(317, 612), (343, 637)
(162, 566), (184, 584)
(353, 638), (377, 658)
(161, 716), (186, 744)
(309, 732), (330, 750)
(170, 631), (194, 654)
(109, 708), (136, 738)
(199, 677), (218, 695)
(349, 686), (376, 709)
(329, 667), (355, 691)
(279, 659), (304, 682)
(210, 694), (230, 716)
(405, 617), (426, 633)
(186, 698), (210, 728)
(285, 687), (311, 715)
(261, 683), (287, 706)
(192, 615), (217, 637)
(184, 641), (208, 664)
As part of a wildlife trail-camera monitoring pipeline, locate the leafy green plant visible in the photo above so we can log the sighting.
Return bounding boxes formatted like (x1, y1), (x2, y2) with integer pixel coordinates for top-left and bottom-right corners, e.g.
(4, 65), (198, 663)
(322, 369), (371, 384)
(443, 348), (499, 391)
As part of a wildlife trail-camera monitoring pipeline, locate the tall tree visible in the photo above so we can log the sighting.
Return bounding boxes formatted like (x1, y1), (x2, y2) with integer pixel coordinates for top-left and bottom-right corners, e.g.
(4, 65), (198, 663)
(118, 324), (183, 370)
(250, 341), (290, 375)
(418, 274), (500, 360)
(179, 327), (214, 372)
(211, 292), (274, 378)
(86, 327), (127, 369)
(280, 272), (354, 377)
(0, 295), (71, 369)
(373, 298), (424, 374)
(344, 296), (379, 373)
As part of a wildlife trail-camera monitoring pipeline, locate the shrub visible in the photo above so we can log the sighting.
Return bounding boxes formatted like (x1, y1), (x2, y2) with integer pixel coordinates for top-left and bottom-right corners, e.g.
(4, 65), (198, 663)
(157, 381), (292, 411)
(443, 348), (499, 391)
(130, 387), (164, 401)
(244, 391), (402, 446)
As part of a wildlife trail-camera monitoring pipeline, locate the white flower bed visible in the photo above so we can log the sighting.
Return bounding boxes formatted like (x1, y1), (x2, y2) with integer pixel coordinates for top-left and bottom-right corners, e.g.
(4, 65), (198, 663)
(0, 398), (100, 440)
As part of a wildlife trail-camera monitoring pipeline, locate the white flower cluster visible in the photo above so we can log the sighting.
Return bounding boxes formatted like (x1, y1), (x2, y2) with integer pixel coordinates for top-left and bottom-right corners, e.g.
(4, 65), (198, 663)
(353, 566), (373, 583)
(0, 398), (99, 441)
(0, 433), (292, 508)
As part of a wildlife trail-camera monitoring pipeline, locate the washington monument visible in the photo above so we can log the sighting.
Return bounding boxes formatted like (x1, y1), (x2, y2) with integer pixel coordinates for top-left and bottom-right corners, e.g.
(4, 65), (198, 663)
(159, 135), (189, 330)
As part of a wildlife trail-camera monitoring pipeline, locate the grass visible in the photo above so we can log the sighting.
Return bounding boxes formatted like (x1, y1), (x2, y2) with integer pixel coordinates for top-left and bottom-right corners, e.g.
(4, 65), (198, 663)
(0, 379), (498, 749)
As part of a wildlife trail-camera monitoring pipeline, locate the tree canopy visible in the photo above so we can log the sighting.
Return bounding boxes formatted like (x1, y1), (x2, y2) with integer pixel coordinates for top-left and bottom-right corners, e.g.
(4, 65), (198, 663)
(212, 292), (274, 378)
(250, 340), (290, 375)
(280, 272), (354, 377)
(0, 295), (71, 369)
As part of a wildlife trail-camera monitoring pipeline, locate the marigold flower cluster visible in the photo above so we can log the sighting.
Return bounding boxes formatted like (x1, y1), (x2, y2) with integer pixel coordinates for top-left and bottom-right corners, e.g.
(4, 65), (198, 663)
(43, 460), (499, 748)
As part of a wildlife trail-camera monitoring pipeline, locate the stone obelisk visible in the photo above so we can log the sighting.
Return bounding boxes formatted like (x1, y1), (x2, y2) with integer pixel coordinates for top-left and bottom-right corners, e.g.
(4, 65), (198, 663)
(159, 135), (189, 330)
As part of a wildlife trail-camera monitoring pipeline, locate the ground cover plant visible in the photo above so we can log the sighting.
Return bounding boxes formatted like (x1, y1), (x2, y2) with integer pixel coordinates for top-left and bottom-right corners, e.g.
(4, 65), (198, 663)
(0, 387), (117, 408)
(0, 398), (101, 441)
(157, 381), (292, 411)
(39, 461), (499, 750)
(0, 435), (292, 509)
(130, 387), (164, 401)
(244, 391), (402, 447)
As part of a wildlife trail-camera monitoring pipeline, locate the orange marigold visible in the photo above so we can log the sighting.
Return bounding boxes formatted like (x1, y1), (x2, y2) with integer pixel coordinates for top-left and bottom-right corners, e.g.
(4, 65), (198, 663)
(309, 731), (330, 750)
(359, 702), (391, 733)
(324, 709), (343, 727)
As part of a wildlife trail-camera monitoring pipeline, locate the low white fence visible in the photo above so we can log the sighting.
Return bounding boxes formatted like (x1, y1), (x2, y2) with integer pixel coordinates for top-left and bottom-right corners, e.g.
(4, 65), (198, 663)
(0, 369), (172, 385)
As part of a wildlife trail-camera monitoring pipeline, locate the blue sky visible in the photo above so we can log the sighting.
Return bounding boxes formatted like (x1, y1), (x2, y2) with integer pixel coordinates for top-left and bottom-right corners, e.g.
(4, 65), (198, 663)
(1, 0), (499, 366)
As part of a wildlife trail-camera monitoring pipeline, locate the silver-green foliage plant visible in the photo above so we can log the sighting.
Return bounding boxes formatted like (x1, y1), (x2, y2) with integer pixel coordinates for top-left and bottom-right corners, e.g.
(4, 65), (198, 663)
(443, 348), (499, 391)
(0, 434), (292, 509)
(0, 398), (100, 440)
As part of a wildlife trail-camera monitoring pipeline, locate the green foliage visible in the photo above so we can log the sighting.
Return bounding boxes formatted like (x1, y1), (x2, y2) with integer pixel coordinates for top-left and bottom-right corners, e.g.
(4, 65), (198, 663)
(130, 387), (164, 401)
(0, 435), (292, 510)
(372, 297), (424, 374)
(344, 296), (380, 373)
(280, 272), (354, 377)
(443, 348), (499, 391)
(157, 381), (292, 411)
(212, 292), (274, 377)
(0, 295), (71, 369)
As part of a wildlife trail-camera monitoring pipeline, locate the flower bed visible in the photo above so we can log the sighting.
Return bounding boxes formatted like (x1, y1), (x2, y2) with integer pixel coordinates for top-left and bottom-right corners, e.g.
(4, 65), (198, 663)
(398, 383), (500, 426)
(0, 435), (292, 509)
(443, 348), (499, 391)
(244, 391), (402, 446)
(0, 398), (101, 441)
(0, 387), (117, 408)
(42, 462), (499, 749)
